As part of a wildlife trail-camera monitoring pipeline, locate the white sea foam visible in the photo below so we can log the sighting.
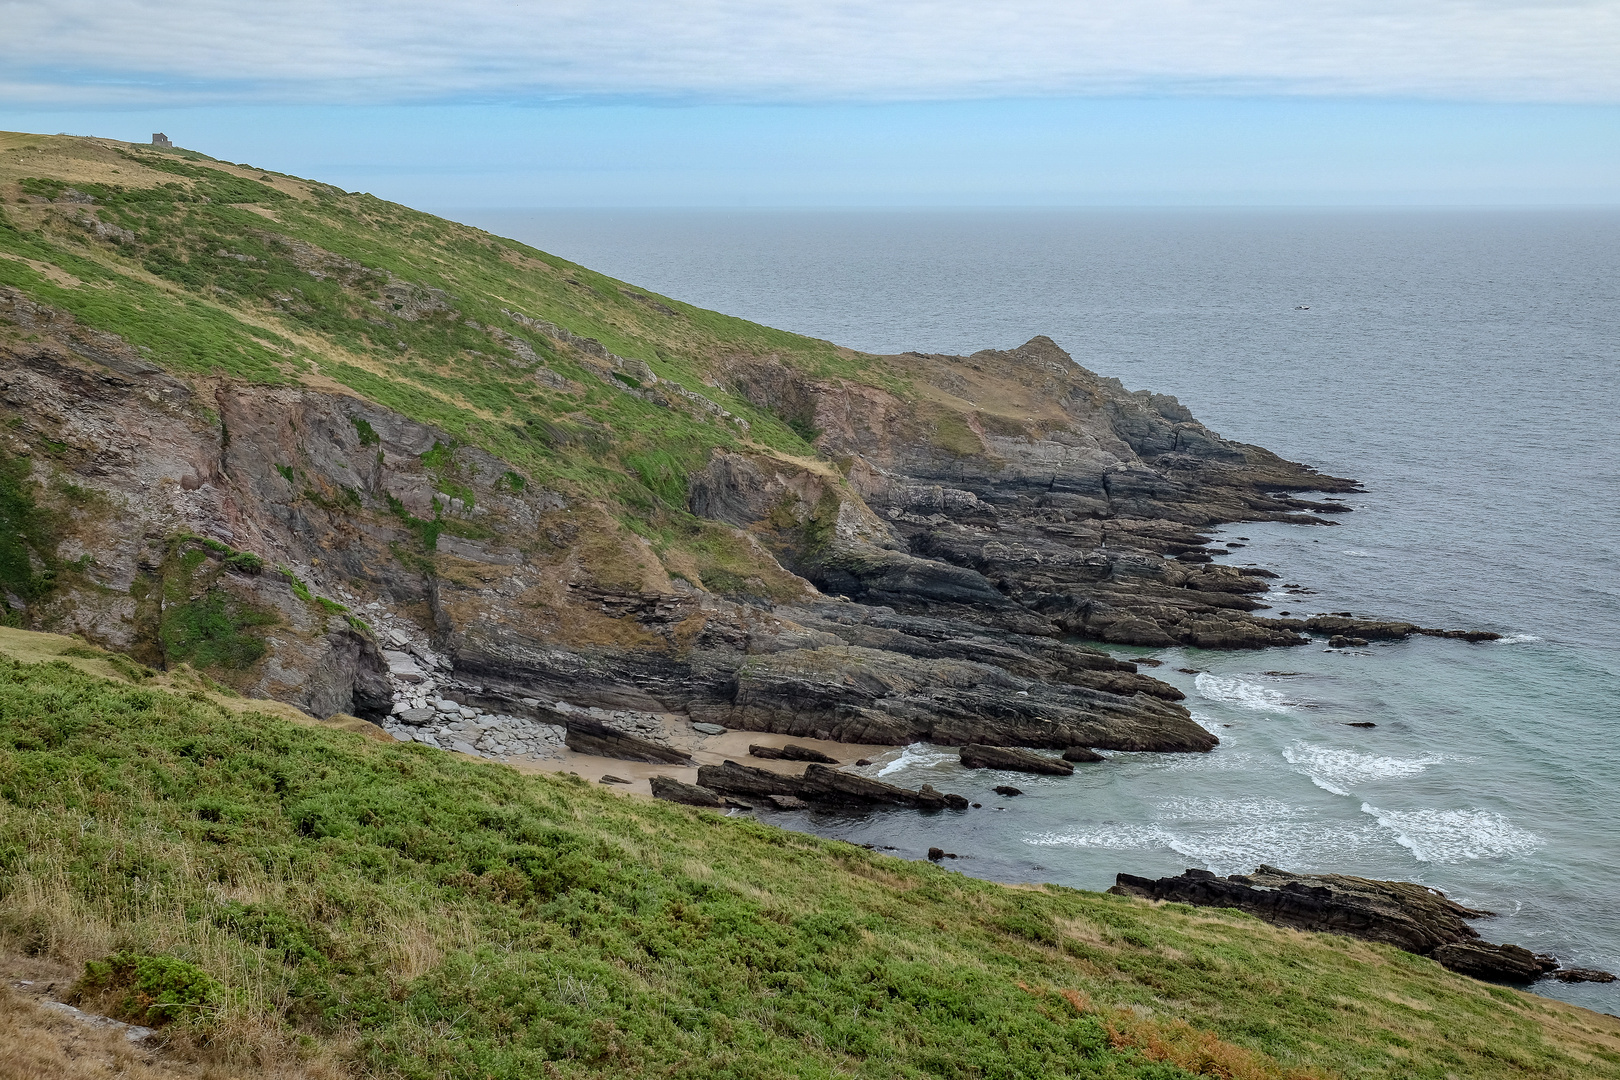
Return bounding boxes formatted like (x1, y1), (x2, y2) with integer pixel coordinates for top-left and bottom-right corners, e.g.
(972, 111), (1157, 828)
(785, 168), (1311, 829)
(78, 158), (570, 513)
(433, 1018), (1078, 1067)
(1194, 672), (1294, 712)
(1493, 634), (1542, 645)
(1341, 550), (1376, 557)
(1155, 796), (1304, 822)
(1025, 815), (1384, 877)
(874, 742), (955, 777)
(1361, 804), (1544, 863)
(1282, 742), (1442, 795)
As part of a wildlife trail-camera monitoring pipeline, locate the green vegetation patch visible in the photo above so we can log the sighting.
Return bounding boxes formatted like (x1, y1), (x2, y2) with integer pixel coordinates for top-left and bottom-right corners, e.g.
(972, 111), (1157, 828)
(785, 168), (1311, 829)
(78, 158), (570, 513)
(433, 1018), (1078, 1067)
(0, 455), (58, 622)
(75, 950), (222, 1026)
(159, 588), (276, 670)
(0, 655), (1609, 1080)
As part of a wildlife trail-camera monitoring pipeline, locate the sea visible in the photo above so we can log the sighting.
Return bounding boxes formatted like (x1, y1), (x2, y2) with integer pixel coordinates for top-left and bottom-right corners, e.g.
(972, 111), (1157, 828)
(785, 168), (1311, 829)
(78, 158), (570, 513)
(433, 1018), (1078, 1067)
(454, 207), (1620, 1011)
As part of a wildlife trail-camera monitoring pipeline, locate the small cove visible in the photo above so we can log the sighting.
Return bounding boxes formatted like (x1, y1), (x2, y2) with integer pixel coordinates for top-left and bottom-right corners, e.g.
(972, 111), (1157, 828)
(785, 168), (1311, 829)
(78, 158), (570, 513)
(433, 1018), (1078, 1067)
(457, 206), (1620, 1008)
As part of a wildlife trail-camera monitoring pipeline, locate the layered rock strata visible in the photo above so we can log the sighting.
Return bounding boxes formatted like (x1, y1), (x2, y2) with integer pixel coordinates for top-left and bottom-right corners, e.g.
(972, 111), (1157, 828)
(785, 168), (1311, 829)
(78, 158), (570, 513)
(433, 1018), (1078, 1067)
(1110, 867), (1584, 984)
(959, 744), (1075, 775)
(695, 760), (969, 811)
(0, 289), (1482, 764)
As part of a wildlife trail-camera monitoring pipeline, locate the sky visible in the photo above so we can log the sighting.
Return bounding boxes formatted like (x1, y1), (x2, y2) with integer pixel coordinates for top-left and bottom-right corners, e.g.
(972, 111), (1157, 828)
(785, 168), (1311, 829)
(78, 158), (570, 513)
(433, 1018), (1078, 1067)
(2, 1), (1618, 206)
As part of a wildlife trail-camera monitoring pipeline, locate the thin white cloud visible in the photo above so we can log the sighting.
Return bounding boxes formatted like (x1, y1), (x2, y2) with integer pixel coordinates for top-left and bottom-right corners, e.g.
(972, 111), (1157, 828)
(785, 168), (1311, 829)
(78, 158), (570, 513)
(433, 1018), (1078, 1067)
(3, 1), (1618, 105)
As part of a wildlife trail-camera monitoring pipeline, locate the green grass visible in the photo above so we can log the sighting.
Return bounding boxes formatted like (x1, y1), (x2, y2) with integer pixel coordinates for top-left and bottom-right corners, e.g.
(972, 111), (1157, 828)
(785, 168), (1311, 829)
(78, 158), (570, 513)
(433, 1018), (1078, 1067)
(0, 137), (882, 585)
(1, 655), (1616, 1079)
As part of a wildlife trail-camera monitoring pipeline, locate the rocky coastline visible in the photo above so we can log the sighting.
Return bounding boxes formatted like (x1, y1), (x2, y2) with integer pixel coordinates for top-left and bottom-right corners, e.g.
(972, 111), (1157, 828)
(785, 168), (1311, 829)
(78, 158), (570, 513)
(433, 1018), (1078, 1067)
(0, 290), (1498, 776)
(1112, 867), (1615, 986)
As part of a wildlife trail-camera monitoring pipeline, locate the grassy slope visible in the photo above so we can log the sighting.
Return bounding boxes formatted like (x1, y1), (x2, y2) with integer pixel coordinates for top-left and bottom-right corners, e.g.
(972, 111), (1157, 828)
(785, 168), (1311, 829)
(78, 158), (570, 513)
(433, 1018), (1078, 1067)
(3, 132), (1620, 1078)
(0, 131), (874, 581)
(1, 630), (1617, 1079)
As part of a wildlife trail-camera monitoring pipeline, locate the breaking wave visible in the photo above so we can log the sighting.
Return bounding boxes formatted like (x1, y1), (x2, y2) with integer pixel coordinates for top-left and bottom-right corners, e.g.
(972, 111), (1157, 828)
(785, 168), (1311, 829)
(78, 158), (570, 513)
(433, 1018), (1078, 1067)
(1361, 804), (1544, 863)
(1282, 742), (1442, 796)
(873, 742), (955, 778)
(1194, 672), (1295, 712)
(1024, 812), (1383, 877)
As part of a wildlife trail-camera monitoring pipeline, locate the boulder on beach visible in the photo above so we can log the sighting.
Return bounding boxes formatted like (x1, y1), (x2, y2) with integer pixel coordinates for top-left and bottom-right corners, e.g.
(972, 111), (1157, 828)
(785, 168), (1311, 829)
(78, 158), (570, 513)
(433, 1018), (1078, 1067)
(749, 743), (840, 764)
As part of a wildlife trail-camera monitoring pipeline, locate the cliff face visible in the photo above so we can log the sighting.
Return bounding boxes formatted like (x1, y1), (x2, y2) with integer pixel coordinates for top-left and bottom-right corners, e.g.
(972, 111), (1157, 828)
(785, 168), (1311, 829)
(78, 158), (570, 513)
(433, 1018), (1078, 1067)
(708, 336), (1358, 653)
(0, 131), (1393, 756)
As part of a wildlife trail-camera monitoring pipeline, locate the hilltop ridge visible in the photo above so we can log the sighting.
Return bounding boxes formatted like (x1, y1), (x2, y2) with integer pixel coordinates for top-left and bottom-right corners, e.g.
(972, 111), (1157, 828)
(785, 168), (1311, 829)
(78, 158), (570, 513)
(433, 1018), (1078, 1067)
(0, 131), (1445, 759)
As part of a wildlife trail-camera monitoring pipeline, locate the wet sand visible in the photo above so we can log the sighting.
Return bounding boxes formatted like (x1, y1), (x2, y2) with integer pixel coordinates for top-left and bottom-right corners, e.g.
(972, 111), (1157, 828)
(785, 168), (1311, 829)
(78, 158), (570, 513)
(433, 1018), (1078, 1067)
(506, 728), (894, 800)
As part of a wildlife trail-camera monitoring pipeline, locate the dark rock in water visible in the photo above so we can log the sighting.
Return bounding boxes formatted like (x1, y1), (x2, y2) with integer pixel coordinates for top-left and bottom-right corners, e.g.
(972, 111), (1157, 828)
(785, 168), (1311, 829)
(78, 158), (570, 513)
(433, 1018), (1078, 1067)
(1346, 721), (1377, 728)
(1433, 941), (1558, 983)
(1110, 865), (1563, 984)
(1061, 745), (1105, 763)
(1328, 635), (1369, 648)
(928, 847), (945, 861)
(598, 775), (629, 785)
(959, 744), (1074, 775)
(697, 759), (968, 810)
(749, 742), (840, 764)
(565, 716), (693, 765)
(649, 776), (724, 807)
(1417, 628), (1502, 642)
(803, 766), (969, 810)
(1552, 967), (1617, 983)
(762, 793), (810, 811)
(993, 785), (1023, 797)
(855, 758), (873, 767)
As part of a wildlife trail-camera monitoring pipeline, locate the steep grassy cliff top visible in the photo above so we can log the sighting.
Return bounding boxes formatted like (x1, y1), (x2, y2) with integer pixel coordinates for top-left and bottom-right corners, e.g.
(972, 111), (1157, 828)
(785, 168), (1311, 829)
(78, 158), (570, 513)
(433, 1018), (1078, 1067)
(0, 131), (885, 558)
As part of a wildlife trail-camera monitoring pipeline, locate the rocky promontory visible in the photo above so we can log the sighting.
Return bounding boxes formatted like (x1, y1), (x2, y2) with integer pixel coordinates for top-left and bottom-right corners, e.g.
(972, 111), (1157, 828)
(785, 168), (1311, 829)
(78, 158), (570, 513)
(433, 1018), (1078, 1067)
(1111, 867), (1610, 985)
(0, 138), (1492, 778)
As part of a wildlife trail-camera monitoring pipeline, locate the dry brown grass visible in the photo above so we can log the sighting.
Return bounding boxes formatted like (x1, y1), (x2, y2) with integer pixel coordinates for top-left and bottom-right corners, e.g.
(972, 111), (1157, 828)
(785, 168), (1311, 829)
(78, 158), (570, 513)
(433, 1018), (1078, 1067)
(1028, 984), (1329, 1080)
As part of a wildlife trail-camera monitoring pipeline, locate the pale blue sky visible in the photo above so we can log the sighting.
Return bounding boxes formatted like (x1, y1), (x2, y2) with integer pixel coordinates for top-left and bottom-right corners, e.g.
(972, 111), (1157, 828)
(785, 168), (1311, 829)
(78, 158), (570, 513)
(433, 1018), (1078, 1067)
(3, 1), (1618, 206)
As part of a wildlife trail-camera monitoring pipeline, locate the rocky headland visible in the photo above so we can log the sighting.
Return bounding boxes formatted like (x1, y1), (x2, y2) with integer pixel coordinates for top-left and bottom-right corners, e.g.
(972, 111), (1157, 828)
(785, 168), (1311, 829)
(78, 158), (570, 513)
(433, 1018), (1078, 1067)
(0, 135), (1492, 778)
(1112, 867), (1614, 985)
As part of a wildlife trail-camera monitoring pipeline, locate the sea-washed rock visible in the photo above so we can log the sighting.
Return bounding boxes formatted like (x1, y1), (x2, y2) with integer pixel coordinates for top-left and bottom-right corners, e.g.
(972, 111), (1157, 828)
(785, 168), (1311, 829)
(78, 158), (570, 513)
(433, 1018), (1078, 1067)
(1110, 866), (1564, 984)
(993, 785), (1023, 797)
(959, 744), (1074, 776)
(1061, 746), (1105, 763)
(1551, 967), (1617, 983)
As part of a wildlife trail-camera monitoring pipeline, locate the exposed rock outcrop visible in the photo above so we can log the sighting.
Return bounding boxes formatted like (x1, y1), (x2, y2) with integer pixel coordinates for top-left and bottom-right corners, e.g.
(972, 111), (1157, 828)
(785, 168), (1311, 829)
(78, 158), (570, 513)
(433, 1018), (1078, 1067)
(1110, 866), (1566, 984)
(649, 776), (725, 807)
(959, 744), (1074, 775)
(562, 715), (693, 765)
(696, 760), (969, 811)
(748, 743), (840, 764)
(0, 288), (1482, 759)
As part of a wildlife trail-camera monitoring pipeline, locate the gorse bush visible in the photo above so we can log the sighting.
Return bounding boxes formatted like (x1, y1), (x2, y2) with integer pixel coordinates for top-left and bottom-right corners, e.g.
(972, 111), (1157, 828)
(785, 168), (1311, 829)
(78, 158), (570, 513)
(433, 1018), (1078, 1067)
(76, 951), (222, 1026)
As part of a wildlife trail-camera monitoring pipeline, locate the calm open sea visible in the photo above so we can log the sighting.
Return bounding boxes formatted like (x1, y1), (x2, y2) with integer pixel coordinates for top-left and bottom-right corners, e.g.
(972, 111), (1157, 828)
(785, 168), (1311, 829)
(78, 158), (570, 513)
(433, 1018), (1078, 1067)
(455, 207), (1620, 1009)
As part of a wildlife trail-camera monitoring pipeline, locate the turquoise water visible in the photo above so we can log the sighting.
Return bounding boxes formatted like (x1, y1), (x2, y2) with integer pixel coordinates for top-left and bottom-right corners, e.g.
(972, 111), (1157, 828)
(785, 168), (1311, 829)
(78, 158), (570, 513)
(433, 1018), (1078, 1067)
(458, 208), (1620, 1008)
